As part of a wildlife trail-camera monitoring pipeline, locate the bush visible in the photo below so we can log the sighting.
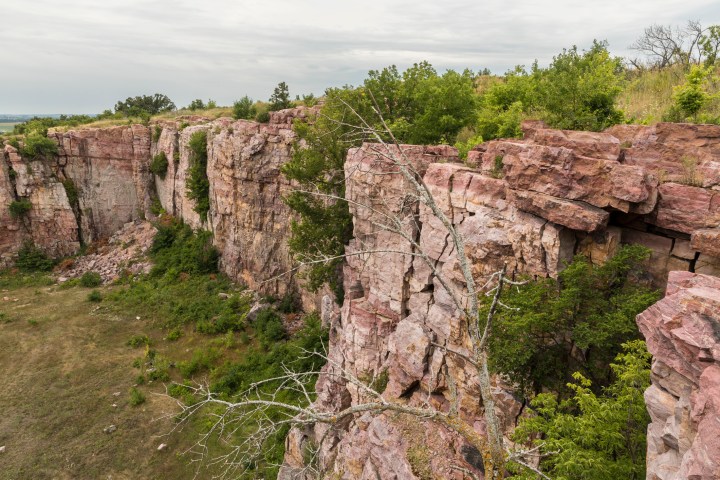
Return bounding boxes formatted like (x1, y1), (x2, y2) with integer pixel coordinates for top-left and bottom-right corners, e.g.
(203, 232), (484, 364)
(15, 242), (55, 272)
(127, 334), (150, 348)
(186, 130), (210, 218)
(129, 387), (146, 406)
(509, 341), (651, 480)
(484, 245), (659, 397)
(79, 271), (102, 287)
(254, 308), (286, 343)
(19, 133), (58, 159)
(255, 111), (270, 123)
(9, 199), (32, 218)
(87, 290), (103, 302)
(232, 96), (257, 120)
(61, 178), (79, 207)
(150, 218), (219, 276)
(177, 347), (220, 378)
(150, 151), (169, 179)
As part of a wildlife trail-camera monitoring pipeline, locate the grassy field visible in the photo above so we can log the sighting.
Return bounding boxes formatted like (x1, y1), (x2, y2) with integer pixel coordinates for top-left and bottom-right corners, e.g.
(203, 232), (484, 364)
(0, 276), (234, 480)
(0, 123), (17, 133)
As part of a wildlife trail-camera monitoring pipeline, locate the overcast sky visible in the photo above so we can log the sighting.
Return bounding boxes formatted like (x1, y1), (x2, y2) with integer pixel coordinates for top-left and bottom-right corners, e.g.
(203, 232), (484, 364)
(1, 0), (718, 114)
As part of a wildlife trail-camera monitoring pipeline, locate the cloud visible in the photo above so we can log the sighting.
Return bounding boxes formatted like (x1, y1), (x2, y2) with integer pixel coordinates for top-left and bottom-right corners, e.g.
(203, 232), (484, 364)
(1, 0), (718, 112)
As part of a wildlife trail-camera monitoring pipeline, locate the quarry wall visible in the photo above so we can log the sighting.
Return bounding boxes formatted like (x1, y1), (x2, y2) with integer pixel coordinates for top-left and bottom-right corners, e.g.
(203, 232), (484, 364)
(2, 116), (720, 479)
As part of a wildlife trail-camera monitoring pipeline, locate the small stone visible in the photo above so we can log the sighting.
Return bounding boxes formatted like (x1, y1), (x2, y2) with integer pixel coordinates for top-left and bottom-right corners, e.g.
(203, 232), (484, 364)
(2, 297), (8, 302)
(103, 425), (117, 434)
(218, 292), (230, 299)
(157, 443), (168, 451)
(111, 403), (118, 408)
(0, 445), (5, 453)
(136, 316), (141, 320)
(112, 392), (121, 396)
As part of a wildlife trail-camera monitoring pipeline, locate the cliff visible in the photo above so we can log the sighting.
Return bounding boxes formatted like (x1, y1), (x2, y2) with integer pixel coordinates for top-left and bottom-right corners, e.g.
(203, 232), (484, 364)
(1, 109), (316, 303)
(282, 122), (720, 479)
(2, 117), (720, 479)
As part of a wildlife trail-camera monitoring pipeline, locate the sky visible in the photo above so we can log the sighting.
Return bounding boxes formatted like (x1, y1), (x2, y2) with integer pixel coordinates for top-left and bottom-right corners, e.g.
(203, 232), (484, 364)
(1, 0), (719, 114)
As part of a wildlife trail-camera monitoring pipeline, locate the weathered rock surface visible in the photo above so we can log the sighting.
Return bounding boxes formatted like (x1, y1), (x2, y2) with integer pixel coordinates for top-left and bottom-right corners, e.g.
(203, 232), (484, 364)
(50, 125), (153, 241)
(284, 122), (720, 479)
(638, 271), (720, 480)
(58, 220), (156, 283)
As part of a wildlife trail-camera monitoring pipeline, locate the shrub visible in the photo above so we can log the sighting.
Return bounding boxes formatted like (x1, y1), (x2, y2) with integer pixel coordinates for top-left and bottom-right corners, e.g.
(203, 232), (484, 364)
(9, 199), (32, 218)
(15, 242), (55, 271)
(509, 341), (651, 480)
(483, 245), (659, 397)
(87, 290), (103, 302)
(150, 218), (219, 276)
(19, 133), (58, 159)
(177, 347), (220, 378)
(61, 178), (79, 207)
(153, 125), (162, 142)
(254, 308), (286, 343)
(79, 271), (102, 287)
(186, 130), (210, 218)
(671, 64), (714, 120)
(150, 151), (169, 179)
(255, 111), (270, 123)
(129, 387), (146, 406)
(166, 327), (182, 341)
(232, 96), (257, 120)
(127, 334), (151, 348)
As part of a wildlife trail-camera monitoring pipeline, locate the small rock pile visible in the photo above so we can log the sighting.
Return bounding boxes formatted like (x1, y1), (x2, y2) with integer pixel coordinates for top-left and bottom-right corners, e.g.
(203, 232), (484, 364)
(58, 220), (157, 284)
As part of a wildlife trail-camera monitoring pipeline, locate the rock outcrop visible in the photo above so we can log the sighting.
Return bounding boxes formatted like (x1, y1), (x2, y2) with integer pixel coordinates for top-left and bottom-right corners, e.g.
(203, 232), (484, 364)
(3, 117), (720, 479)
(1, 109), (316, 301)
(638, 271), (720, 480)
(283, 122), (720, 479)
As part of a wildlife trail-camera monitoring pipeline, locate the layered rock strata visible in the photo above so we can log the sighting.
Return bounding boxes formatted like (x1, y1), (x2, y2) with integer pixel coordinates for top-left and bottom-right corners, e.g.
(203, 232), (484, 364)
(638, 271), (720, 480)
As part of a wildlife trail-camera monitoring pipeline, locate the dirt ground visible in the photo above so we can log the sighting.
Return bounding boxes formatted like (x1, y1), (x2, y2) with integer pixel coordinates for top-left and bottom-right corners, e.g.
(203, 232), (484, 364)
(0, 283), (213, 480)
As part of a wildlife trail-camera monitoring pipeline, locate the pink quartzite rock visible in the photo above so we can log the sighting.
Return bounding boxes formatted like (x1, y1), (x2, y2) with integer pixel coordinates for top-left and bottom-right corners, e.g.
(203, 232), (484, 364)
(508, 189), (610, 232)
(690, 229), (720, 258)
(637, 271), (720, 480)
(652, 183), (720, 234)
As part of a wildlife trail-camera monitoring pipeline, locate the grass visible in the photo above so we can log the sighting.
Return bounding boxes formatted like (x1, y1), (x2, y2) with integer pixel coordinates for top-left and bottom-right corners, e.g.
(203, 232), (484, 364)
(620, 65), (720, 124)
(0, 279), (214, 479)
(0, 122), (17, 133)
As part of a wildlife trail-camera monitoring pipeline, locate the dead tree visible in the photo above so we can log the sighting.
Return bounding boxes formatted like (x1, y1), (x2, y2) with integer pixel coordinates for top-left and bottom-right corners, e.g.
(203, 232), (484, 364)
(167, 99), (545, 479)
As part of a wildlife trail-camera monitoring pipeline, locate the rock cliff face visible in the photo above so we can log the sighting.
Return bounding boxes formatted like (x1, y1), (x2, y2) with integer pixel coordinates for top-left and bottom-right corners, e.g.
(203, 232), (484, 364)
(1, 109), (314, 301)
(283, 122), (720, 479)
(638, 271), (720, 480)
(151, 110), (314, 297)
(3, 117), (720, 479)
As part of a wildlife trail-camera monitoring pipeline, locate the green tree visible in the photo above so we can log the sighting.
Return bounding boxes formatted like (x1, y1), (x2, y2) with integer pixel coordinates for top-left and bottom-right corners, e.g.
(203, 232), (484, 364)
(232, 96), (257, 119)
(186, 130), (210, 218)
(283, 62), (478, 299)
(187, 99), (206, 111)
(671, 64), (714, 120)
(509, 341), (651, 480)
(483, 245), (659, 397)
(114, 93), (176, 116)
(269, 82), (292, 111)
(536, 40), (625, 130)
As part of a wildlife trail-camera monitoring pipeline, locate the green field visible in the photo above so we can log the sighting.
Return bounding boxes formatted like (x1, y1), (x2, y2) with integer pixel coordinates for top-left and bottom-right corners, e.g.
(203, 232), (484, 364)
(0, 122), (17, 133)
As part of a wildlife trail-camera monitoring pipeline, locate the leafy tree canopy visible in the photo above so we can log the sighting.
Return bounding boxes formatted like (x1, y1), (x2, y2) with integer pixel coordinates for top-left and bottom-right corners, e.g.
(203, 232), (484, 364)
(114, 93), (176, 116)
